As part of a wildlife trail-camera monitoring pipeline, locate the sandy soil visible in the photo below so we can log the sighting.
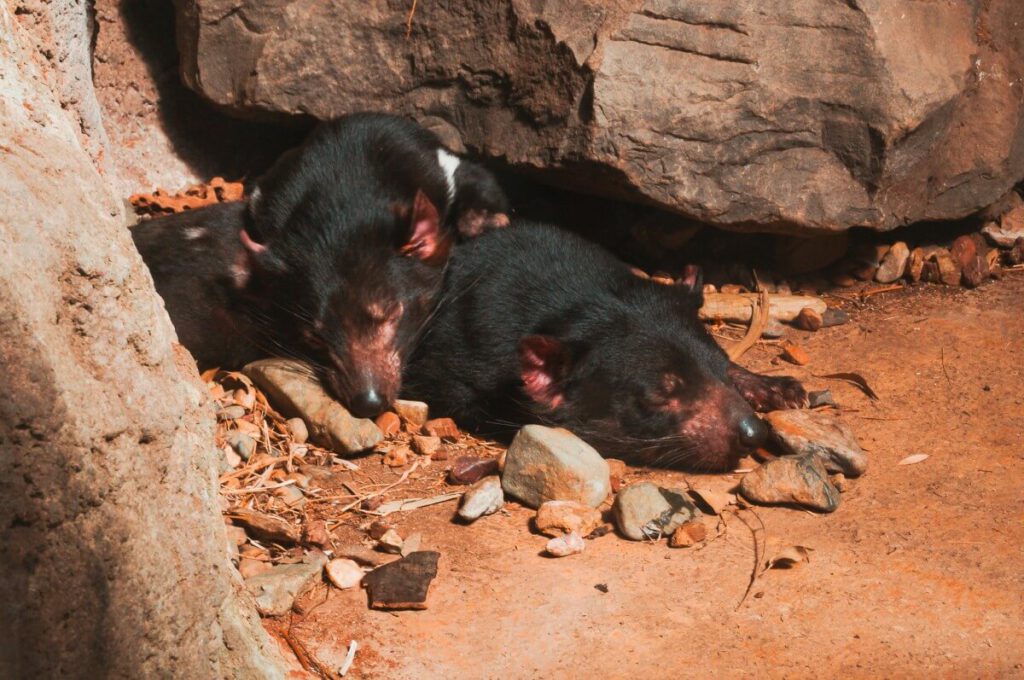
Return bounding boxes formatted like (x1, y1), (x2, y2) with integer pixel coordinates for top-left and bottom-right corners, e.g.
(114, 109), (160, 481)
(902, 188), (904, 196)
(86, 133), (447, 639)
(279, 273), (1024, 679)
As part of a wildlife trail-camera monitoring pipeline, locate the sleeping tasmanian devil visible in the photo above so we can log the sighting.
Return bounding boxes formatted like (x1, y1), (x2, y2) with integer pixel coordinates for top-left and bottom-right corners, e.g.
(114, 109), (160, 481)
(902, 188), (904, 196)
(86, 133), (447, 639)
(403, 222), (807, 471)
(132, 112), (508, 417)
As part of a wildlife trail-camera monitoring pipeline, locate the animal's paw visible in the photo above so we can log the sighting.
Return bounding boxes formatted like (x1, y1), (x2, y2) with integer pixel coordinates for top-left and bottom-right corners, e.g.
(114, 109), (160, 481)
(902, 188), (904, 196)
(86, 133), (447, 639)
(727, 364), (808, 412)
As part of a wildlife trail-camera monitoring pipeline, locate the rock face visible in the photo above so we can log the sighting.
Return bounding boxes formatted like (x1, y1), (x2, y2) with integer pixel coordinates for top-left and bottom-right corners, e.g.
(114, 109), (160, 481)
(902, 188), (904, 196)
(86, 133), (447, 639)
(174, 0), (1024, 233)
(0, 4), (283, 676)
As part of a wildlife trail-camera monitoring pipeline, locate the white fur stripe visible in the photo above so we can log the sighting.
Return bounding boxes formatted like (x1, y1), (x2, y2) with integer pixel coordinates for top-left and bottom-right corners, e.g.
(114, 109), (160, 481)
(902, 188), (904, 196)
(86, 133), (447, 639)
(436, 148), (461, 205)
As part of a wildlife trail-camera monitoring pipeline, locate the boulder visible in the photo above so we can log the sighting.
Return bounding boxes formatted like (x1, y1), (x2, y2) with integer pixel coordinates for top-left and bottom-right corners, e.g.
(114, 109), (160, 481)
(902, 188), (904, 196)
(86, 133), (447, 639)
(174, 0), (1024, 233)
(0, 3), (283, 674)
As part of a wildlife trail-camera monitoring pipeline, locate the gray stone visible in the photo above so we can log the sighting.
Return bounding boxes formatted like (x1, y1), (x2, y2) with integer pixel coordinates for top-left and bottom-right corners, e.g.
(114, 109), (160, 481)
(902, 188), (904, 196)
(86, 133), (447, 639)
(175, 0), (1024, 234)
(612, 482), (701, 541)
(457, 476), (505, 522)
(244, 551), (329, 617)
(875, 242), (911, 283)
(738, 454), (840, 513)
(762, 318), (787, 339)
(766, 409), (868, 477)
(500, 425), (610, 509)
(244, 359), (382, 455)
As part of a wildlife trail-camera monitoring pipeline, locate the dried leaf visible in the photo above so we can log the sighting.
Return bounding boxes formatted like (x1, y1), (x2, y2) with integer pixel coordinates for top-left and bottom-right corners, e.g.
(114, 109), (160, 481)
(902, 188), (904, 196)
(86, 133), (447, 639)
(898, 453), (929, 466)
(766, 545), (811, 570)
(816, 372), (879, 400)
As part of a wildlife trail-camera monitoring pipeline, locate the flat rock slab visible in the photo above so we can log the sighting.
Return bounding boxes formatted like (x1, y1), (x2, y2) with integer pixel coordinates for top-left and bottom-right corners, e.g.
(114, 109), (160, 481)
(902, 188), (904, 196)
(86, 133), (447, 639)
(500, 425), (610, 509)
(244, 358), (382, 455)
(738, 454), (840, 513)
(613, 482), (701, 541)
(365, 551), (440, 611)
(245, 551), (328, 617)
(766, 409), (868, 477)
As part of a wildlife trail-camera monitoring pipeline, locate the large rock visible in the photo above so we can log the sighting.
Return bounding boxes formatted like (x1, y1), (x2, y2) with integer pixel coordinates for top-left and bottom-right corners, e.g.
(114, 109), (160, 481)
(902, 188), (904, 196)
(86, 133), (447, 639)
(0, 3), (284, 676)
(500, 425), (610, 509)
(174, 0), (1024, 233)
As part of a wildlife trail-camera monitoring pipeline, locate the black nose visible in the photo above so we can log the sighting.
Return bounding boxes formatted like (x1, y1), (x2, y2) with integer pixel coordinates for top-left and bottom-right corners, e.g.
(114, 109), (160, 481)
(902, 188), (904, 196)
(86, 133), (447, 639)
(349, 389), (386, 418)
(737, 414), (768, 449)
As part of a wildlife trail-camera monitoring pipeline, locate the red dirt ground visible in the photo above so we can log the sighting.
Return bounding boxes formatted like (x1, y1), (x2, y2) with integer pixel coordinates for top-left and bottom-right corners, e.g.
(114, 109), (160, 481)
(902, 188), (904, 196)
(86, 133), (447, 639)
(277, 273), (1024, 679)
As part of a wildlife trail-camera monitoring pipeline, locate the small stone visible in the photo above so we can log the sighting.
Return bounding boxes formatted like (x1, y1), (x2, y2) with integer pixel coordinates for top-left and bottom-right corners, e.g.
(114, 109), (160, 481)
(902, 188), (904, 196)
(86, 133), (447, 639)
(367, 520), (392, 540)
(738, 454), (840, 513)
(766, 409), (867, 477)
(286, 417), (309, 444)
(400, 532), (423, 556)
(274, 484), (306, 507)
(962, 255), (989, 288)
(238, 547), (273, 580)
(668, 521), (707, 548)
(929, 250), (961, 286)
(226, 431), (257, 461)
(794, 307), (822, 332)
(457, 476), (504, 522)
(534, 500), (603, 537)
(762, 318), (786, 339)
(982, 209), (1024, 247)
(612, 482), (701, 541)
(375, 412), (401, 436)
(873, 241), (909, 283)
(244, 359), (383, 455)
(449, 456), (500, 484)
(364, 551), (440, 610)
(325, 558), (364, 589)
(605, 458), (627, 493)
(807, 389), (836, 408)
(411, 435), (442, 456)
(1008, 236), (1024, 265)
(820, 307), (849, 327)
(721, 283), (745, 294)
(393, 399), (429, 426)
(500, 425), (611, 509)
(383, 446), (410, 467)
(217, 404), (247, 421)
(702, 283), (717, 295)
(950, 235), (979, 271)
(244, 550), (329, 616)
(780, 342), (810, 366)
(301, 520), (330, 548)
(906, 247), (927, 282)
(422, 417), (460, 440)
(545, 533), (585, 557)
(376, 529), (404, 554)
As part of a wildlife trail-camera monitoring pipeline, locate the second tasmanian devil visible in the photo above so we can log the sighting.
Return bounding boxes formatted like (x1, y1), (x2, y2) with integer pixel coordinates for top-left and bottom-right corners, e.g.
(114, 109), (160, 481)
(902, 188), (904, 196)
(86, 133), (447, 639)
(133, 112), (509, 417)
(403, 222), (807, 471)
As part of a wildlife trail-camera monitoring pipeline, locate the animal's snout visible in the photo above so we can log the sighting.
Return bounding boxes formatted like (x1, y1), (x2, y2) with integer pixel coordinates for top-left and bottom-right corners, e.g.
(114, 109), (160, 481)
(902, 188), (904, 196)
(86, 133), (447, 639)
(349, 388), (387, 418)
(736, 414), (768, 449)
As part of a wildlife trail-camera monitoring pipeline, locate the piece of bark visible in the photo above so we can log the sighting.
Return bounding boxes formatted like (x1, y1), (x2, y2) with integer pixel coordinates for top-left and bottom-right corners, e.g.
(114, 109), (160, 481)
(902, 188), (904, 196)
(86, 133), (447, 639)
(364, 551), (440, 610)
(230, 510), (301, 545)
(699, 293), (826, 323)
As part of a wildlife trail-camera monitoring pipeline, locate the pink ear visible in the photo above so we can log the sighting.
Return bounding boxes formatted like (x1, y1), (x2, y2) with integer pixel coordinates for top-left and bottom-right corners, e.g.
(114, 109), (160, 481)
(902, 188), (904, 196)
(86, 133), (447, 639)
(518, 335), (570, 409)
(401, 190), (448, 264)
(676, 264), (702, 291)
(239, 228), (267, 255)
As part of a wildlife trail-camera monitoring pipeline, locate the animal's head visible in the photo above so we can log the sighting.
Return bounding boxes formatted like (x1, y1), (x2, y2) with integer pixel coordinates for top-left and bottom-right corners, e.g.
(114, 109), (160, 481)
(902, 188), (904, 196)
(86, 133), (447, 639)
(515, 268), (767, 471)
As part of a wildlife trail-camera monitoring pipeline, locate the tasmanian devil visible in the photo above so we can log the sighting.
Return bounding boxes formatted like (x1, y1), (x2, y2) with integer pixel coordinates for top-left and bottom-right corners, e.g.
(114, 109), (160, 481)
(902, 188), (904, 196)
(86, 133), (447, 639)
(132, 112), (509, 418)
(402, 222), (807, 471)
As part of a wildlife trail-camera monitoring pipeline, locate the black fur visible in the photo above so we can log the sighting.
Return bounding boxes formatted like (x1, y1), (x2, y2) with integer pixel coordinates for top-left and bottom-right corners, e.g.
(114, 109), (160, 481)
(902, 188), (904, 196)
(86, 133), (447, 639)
(403, 222), (806, 471)
(133, 113), (509, 417)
